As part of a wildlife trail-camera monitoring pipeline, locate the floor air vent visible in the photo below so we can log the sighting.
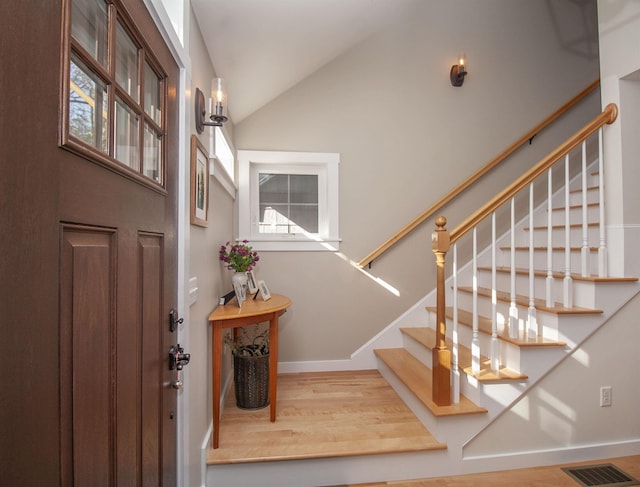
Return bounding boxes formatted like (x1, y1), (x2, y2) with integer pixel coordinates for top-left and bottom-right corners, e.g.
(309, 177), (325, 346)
(562, 464), (640, 487)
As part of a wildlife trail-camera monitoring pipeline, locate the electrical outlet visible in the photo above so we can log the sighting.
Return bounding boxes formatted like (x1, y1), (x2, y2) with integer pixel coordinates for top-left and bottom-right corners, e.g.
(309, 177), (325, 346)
(600, 386), (612, 407)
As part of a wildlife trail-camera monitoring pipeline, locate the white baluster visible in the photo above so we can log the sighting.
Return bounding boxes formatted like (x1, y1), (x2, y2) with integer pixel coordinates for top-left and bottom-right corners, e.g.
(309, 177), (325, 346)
(581, 141), (590, 277)
(472, 227), (480, 374)
(527, 183), (538, 339)
(598, 128), (607, 277)
(546, 168), (554, 307)
(452, 243), (460, 403)
(509, 198), (519, 339)
(563, 154), (573, 308)
(491, 213), (499, 372)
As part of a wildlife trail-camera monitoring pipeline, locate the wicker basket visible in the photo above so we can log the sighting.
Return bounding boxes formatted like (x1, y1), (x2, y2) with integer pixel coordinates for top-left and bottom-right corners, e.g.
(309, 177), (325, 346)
(233, 353), (270, 410)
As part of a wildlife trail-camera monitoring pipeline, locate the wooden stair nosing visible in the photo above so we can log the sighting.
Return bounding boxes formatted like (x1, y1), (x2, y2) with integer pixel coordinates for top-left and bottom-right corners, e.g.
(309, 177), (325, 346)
(425, 306), (566, 347)
(524, 222), (598, 231)
(500, 245), (599, 252)
(374, 348), (487, 417)
(456, 286), (603, 315)
(569, 185), (599, 194)
(478, 266), (638, 283)
(550, 202), (599, 211)
(400, 327), (528, 382)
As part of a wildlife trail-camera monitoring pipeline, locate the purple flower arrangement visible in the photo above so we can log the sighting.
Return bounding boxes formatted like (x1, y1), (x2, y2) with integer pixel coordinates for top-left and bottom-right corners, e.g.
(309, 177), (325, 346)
(219, 240), (259, 272)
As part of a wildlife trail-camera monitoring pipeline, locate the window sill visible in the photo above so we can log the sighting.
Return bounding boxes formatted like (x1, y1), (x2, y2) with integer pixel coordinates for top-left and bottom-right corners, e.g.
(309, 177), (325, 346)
(245, 237), (341, 252)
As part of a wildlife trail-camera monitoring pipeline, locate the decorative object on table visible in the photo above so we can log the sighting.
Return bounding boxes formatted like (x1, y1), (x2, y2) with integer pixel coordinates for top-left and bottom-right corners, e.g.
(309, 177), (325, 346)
(190, 135), (209, 227)
(246, 270), (259, 294)
(257, 280), (271, 301)
(219, 240), (259, 307)
(224, 327), (269, 409)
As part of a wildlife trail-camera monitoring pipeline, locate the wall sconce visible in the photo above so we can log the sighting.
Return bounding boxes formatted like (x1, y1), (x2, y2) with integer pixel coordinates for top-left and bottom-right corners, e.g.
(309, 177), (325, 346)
(450, 56), (467, 87)
(195, 78), (228, 133)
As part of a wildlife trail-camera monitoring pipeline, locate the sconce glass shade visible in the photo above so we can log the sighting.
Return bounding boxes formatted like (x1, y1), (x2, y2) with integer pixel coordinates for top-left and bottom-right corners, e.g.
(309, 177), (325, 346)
(211, 78), (227, 118)
(195, 77), (228, 134)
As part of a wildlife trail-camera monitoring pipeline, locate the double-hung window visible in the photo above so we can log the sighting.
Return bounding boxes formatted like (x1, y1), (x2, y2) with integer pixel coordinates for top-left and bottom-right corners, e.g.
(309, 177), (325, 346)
(238, 150), (340, 251)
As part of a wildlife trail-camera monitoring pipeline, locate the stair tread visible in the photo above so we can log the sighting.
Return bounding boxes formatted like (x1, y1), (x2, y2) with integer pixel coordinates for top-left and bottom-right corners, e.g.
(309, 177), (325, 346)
(524, 222), (598, 230)
(457, 286), (603, 315)
(500, 245), (599, 251)
(425, 307), (566, 347)
(400, 327), (528, 381)
(374, 348), (487, 417)
(478, 266), (638, 283)
(551, 202), (598, 211)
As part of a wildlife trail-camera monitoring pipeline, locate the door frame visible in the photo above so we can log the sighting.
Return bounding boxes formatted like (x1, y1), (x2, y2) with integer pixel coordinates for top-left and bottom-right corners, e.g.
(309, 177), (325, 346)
(143, 1), (191, 485)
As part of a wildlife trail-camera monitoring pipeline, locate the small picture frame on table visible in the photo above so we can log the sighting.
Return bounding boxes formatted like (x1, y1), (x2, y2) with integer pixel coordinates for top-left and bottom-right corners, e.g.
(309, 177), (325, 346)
(257, 280), (271, 301)
(233, 280), (246, 307)
(246, 270), (259, 294)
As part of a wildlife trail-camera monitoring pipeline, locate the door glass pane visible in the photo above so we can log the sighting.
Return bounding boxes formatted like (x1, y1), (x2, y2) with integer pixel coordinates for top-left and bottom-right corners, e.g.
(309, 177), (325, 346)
(144, 62), (162, 125)
(115, 97), (139, 169)
(69, 56), (108, 153)
(143, 123), (162, 183)
(116, 21), (139, 102)
(71, 0), (108, 67)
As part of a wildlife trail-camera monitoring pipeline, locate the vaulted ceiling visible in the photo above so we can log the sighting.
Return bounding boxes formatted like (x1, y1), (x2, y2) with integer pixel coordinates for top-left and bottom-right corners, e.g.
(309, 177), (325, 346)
(190, 0), (416, 123)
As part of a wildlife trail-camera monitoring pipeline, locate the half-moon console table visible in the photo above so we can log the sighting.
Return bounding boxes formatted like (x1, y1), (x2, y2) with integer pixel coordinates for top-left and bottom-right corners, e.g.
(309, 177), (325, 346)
(208, 293), (292, 449)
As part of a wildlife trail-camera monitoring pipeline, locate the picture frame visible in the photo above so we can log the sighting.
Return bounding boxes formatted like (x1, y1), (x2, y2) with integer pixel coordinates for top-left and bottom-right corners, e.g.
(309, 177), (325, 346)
(257, 280), (271, 301)
(190, 135), (209, 227)
(232, 280), (246, 307)
(246, 270), (259, 294)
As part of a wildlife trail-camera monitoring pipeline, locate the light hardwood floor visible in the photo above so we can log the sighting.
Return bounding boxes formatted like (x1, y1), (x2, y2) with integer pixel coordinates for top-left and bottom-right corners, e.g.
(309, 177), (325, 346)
(350, 455), (640, 486)
(207, 370), (444, 464)
(207, 370), (639, 487)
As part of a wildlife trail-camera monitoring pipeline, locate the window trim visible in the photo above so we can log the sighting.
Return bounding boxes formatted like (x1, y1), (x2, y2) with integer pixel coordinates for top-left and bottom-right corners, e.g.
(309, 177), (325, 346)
(238, 150), (340, 251)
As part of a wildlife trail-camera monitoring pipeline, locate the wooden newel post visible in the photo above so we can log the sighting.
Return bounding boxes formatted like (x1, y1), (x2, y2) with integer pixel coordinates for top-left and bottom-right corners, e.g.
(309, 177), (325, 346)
(432, 216), (451, 406)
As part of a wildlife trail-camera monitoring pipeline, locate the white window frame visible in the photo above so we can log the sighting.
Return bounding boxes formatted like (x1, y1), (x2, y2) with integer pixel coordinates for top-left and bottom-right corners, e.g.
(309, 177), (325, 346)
(238, 150), (340, 251)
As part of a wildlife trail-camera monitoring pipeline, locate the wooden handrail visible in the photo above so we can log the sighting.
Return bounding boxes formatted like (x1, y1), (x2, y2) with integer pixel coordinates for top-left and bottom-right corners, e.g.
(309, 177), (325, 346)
(450, 103), (618, 244)
(357, 79), (600, 268)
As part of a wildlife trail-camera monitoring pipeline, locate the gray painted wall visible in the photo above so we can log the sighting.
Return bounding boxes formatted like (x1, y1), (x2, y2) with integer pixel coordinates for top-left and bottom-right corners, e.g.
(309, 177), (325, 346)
(233, 0), (601, 363)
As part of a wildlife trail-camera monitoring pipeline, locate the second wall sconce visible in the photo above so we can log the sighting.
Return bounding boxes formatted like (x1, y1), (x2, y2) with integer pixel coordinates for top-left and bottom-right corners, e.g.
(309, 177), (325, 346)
(195, 77), (228, 133)
(450, 56), (467, 87)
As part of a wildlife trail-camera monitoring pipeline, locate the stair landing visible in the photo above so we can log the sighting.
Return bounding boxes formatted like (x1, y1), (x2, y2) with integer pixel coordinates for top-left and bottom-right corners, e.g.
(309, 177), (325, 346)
(207, 370), (446, 465)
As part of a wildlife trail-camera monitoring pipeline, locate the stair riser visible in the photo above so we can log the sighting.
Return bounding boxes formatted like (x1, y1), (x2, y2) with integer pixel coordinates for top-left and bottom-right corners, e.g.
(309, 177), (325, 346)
(516, 226), (600, 247)
(566, 187), (600, 206)
(498, 248), (600, 273)
(476, 272), (572, 307)
(449, 293), (562, 332)
(540, 205), (599, 227)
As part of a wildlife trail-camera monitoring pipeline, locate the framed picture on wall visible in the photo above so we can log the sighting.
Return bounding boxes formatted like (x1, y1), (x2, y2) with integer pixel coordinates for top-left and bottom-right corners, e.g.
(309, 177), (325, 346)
(190, 135), (209, 227)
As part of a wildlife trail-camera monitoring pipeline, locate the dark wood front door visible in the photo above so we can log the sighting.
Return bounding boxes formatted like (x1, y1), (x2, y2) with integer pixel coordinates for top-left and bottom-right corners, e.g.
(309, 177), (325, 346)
(1, 1), (179, 485)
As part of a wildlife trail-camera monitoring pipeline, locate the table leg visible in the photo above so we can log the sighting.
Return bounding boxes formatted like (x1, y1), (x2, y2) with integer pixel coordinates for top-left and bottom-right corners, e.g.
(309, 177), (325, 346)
(212, 323), (222, 448)
(269, 313), (279, 422)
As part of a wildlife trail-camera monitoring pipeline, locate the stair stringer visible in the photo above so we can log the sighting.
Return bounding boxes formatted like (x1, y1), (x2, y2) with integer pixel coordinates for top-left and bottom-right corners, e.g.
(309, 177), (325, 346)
(459, 282), (640, 463)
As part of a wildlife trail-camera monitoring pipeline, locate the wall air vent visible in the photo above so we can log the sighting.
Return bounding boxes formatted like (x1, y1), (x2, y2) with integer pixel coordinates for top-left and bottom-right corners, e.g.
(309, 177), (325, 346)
(562, 464), (640, 486)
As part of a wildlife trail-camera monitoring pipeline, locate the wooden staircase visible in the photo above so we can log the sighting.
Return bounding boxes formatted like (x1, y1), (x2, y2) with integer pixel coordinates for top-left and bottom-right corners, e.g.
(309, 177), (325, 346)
(373, 160), (638, 450)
